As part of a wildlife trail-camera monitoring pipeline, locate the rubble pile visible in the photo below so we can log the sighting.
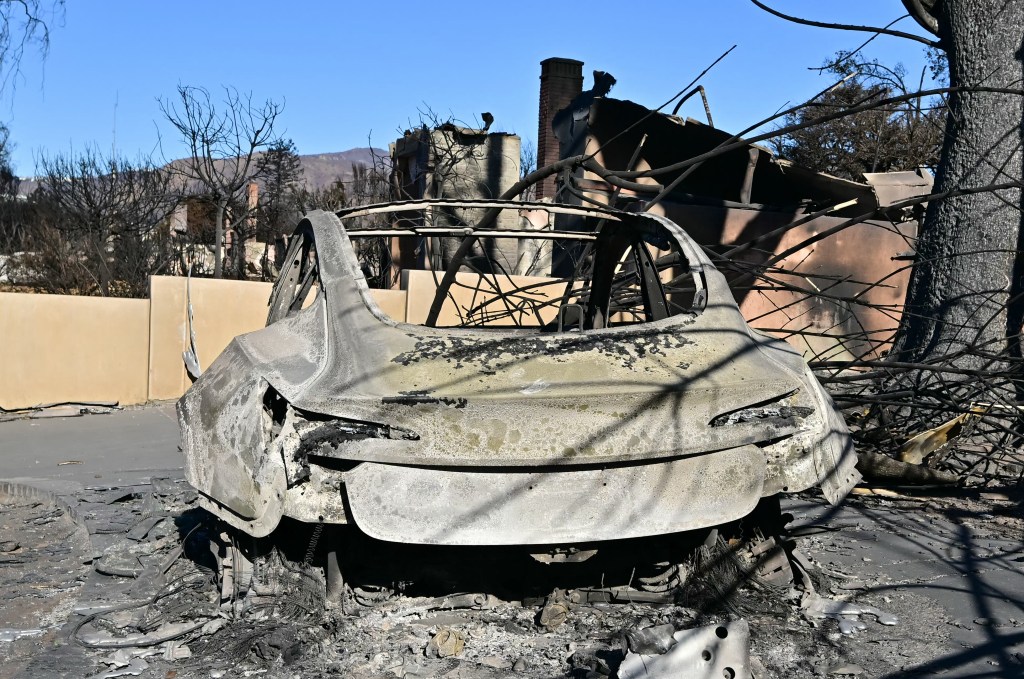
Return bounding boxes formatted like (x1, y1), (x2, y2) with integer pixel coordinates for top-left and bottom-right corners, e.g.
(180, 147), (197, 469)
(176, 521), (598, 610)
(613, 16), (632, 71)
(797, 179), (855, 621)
(0, 482), (91, 679)
(6, 475), (1022, 677)
(4, 478), (964, 678)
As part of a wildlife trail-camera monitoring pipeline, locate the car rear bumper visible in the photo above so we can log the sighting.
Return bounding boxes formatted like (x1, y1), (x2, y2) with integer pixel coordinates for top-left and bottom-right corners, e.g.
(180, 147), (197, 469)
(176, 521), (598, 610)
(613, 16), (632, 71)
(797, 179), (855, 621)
(276, 445), (764, 546)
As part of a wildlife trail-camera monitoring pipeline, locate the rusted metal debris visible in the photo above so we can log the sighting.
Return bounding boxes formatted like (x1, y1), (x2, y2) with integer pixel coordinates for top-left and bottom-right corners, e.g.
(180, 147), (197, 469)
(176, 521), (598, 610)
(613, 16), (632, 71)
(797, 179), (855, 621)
(178, 200), (859, 545)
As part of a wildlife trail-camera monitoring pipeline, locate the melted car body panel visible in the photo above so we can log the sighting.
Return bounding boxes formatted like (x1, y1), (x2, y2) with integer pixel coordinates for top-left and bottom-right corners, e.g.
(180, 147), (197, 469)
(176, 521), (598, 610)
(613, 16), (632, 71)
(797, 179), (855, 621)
(178, 201), (859, 542)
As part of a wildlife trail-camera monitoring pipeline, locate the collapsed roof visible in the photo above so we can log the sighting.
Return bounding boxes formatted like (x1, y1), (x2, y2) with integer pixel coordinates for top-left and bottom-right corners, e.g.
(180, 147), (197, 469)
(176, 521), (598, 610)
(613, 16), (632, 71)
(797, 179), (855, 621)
(553, 95), (932, 220)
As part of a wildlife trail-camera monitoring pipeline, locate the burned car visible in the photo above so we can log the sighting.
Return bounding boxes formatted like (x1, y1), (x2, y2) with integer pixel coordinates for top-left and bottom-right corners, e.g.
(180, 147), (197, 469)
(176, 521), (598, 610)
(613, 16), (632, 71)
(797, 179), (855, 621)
(178, 200), (859, 551)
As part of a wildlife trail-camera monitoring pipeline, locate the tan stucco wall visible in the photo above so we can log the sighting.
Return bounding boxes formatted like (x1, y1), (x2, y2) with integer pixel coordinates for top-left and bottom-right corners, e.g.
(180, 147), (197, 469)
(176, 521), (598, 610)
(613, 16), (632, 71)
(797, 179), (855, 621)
(403, 270), (566, 326)
(147, 276), (189, 401)
(18, 251), (888, 410)
(146, 278), (410, 401)
(147, 276), (275, 401)
(0, 277), (413, 410)
(0, 292), (151, 409)
(367, 288), (408, 323)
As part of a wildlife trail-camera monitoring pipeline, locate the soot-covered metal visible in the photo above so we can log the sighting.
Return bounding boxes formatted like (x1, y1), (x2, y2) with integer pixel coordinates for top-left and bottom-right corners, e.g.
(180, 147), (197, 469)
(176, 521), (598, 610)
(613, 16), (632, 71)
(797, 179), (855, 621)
(178, 200), (859, 545)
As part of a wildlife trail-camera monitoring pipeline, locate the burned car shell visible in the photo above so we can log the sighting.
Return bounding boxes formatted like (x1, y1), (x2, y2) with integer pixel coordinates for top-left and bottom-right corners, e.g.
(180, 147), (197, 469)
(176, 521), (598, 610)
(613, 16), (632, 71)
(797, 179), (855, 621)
(178, 201), (860, 545)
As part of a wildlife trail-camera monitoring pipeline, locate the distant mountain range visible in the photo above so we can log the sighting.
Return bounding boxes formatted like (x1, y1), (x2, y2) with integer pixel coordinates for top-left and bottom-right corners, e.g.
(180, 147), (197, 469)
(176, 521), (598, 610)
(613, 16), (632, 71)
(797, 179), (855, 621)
(17, 147), (386, 196)
(297, 148), (385, 189)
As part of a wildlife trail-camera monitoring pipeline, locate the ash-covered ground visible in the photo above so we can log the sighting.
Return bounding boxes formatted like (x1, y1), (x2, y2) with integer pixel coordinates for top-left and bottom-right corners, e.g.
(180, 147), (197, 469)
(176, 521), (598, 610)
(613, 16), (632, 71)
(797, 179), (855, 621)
(3, 474), (1023, 679)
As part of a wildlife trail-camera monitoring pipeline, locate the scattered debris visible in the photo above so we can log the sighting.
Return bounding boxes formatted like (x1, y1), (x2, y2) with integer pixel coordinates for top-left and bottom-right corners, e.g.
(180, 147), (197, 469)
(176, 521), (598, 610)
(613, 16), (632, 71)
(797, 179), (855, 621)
(856, 450), (959, 485)
(0, 481), (93, 677)
(425, 628), (465, 658)
(800, 592), (898, 635)
(85, 658), (149, 679)
(898, 411), (977, 464)
(0, 401), (120, 421)
(624, 623), (677, 655)
(4, 472), (1022, 677)
(618, 620), (750, 679)
(0, 628), (45, 642)
(538, 589), (570, 630)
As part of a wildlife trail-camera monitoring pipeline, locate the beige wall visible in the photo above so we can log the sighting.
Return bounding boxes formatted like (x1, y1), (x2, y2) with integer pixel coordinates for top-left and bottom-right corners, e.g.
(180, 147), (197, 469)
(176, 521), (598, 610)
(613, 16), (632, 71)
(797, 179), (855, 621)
(148, 277), (408, 402)
(403, 270), (567, 326)
(3, 241), (888, 409)
(1, 278), (410, 410)
(148, 276), (275, 401)
(0, 292), (151, 409)
(368, 288), (408, 323)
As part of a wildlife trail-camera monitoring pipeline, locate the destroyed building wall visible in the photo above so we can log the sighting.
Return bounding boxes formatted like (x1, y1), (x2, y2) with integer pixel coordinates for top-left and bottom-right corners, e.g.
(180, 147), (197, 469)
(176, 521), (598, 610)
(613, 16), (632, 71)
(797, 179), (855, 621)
(545, 76), (930, 360)
(389, 124), (522, 280)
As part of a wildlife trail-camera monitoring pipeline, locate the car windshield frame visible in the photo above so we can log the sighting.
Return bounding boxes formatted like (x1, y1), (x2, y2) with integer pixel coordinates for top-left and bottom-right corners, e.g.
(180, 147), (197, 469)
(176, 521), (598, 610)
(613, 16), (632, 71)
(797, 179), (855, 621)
(270, 200), (711, 335)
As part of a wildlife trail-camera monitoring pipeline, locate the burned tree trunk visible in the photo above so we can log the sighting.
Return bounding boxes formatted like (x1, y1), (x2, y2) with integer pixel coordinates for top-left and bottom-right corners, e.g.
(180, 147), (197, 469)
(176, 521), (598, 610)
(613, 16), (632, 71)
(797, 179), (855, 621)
(875, 0), (1024, 480)
(891, 0), (1023, 374)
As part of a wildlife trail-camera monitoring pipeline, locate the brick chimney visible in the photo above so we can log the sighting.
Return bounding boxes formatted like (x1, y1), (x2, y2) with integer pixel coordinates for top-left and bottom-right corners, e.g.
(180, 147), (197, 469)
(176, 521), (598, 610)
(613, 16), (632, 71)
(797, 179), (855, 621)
(537, 57), (583, 200)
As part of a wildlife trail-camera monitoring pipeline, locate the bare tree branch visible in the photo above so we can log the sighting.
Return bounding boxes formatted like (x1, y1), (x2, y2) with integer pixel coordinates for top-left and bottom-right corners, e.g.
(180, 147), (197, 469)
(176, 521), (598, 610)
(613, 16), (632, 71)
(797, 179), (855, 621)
(0, 0), (64, 96)
(159, 85), (283, 278)
(750, 0), (940, 47)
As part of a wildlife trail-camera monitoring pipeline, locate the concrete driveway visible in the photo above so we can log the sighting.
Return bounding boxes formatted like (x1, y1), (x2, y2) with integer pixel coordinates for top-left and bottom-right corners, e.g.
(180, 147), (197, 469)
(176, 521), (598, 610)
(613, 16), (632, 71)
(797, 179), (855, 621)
(0, 402), (183, 489)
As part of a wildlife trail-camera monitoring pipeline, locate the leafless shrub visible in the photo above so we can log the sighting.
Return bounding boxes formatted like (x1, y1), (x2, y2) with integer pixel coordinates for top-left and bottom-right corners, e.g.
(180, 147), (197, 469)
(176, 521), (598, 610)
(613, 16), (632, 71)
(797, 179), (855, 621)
(160, 85), (283, 279)
(23, 148), (177, 297)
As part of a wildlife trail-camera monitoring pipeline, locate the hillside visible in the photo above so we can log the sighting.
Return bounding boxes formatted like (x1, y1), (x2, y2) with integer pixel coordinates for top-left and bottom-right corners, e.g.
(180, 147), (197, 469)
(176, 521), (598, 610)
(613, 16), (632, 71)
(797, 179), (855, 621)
(16, 146), (387, 196)
(297, 147), (385, 189)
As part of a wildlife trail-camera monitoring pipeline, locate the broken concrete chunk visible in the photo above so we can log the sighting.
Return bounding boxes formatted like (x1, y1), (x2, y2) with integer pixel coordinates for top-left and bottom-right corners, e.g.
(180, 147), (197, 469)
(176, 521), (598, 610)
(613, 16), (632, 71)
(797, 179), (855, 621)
(425, 628), (465, 658)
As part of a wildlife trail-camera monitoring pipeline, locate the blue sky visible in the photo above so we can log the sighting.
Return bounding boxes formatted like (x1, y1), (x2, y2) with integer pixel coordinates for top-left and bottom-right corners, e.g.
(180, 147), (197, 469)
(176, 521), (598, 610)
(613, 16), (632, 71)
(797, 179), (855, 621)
(0, 1), (936, 176)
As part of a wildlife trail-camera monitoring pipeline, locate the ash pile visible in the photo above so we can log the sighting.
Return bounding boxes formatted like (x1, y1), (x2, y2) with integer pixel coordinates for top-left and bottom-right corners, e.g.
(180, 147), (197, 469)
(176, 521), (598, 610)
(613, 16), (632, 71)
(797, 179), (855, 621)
(30, 481), (900, 679)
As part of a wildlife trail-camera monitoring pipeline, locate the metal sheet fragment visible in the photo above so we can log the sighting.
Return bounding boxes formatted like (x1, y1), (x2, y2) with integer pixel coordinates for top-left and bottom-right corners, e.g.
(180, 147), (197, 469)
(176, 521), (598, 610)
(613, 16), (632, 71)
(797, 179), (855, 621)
(617, 620), (750, 679)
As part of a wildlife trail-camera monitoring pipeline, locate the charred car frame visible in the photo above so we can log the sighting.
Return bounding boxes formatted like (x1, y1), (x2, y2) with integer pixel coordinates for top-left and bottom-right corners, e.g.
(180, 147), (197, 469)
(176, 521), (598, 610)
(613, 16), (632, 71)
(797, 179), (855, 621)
(178, 200), (859, 549)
